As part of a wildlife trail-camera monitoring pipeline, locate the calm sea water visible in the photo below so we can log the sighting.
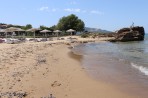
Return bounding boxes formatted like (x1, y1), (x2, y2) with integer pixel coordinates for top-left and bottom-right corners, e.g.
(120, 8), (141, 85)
(72, 34), (148, 97)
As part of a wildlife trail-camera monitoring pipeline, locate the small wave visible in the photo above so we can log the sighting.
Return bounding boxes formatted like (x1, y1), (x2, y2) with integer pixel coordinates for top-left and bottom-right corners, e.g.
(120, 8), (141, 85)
(131, 63), (148, 76)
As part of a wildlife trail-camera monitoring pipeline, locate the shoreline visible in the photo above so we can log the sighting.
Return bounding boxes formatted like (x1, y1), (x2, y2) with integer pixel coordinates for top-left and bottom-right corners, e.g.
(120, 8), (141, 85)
(0, 40), (137, 98)
(71, 40), (148, 98)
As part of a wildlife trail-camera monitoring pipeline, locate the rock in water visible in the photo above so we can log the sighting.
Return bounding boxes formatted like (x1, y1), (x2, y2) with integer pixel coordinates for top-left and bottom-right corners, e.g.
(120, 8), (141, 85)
(113, 26), (145, 42)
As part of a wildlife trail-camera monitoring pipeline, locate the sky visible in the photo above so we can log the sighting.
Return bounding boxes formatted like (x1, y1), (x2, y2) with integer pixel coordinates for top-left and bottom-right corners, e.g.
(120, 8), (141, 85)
(0, 0), (148, 32)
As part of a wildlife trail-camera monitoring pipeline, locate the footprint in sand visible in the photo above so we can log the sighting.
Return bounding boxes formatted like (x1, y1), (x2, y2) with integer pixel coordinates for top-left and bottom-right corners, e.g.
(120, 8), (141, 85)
(51, 81), (61, 87)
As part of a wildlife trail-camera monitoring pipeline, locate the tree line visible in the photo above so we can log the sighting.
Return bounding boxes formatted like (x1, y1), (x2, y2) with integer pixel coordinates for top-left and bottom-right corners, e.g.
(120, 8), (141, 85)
(9, 14), (85, 32)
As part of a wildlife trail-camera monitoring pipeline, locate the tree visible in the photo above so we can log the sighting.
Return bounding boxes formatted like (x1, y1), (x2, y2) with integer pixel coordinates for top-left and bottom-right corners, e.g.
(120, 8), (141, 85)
(56, 14), (85, 31)
(21, 24), (32, 30)
(25, 24), (32, 29)
(40, 25), (51, 30)
(49, 25), (57, 31)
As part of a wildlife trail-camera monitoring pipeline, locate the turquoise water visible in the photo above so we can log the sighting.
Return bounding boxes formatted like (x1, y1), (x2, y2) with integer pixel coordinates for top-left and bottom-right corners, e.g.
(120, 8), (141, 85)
(72, 34), (148, 97)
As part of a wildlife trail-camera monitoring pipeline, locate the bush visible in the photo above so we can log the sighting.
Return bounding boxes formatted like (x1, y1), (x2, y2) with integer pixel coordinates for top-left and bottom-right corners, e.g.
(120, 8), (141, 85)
(81, 33), (89, 38)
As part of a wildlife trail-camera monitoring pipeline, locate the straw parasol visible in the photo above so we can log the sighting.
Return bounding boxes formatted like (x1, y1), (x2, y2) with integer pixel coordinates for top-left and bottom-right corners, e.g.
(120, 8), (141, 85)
(0, 29), (6, 36)
(26, 28), (40, 39)
(6, 27), (20, 32)
(0, 29), (6, 33)
(53, 30), (62, 38)
(66, 29), (75, 36)
(15, 28), (25, 37)
(6, 27), (25, 38)
(17, 28), (25, 32)
(40, 29), (51, 38)
(0, 29), (7, 38)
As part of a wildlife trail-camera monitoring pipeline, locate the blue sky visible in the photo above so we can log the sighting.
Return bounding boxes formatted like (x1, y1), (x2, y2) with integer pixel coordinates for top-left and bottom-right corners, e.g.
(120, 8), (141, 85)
(0, 0), (148, 32)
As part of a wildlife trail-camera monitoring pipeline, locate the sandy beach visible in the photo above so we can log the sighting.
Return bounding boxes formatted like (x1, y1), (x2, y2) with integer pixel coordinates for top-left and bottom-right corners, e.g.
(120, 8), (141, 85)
(0, 39), (137, 98)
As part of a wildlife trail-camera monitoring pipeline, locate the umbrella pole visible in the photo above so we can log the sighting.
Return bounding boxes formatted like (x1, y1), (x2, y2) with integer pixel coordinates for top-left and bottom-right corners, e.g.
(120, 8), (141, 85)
(45, 32), (47, 41)
(34, 31), (35, 40)
(5, 32), (7, 38)
(18, 31), (21, 38)
(57, 32), (58, 39)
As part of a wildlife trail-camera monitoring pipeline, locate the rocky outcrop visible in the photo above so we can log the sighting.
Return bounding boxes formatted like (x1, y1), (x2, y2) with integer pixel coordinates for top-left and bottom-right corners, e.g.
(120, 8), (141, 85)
(111, 26), (145, 42)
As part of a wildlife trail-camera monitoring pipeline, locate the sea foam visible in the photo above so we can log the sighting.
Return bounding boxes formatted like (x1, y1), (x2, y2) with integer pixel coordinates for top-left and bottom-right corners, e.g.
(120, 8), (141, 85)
(131, 63), (148, 76)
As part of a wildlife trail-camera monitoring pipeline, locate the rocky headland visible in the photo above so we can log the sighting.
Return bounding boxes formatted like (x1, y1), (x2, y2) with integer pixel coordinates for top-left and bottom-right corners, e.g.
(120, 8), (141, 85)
(110, 26), (145, 42)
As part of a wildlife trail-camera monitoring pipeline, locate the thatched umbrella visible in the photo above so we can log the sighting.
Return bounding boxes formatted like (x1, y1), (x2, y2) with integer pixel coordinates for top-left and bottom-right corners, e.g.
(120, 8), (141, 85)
(26, 28), (40, 39)
(6, 27), (25, 38)
(17, 28), (25, 32)
(0, 29), (6, 32)
(15, 28), (25, 37)
(0, 29), (6, 37)
(0, 29), (8, 38)
(6, 27), (20, 32)
(66, 29), (76, 36)
(6, 27), (25, 32)
(53, 30), (62, 38)
(40, 29), (51, 38)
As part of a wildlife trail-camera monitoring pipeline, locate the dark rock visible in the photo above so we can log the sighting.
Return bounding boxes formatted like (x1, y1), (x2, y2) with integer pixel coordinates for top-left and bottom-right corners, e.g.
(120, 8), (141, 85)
(111, 26), (145, 42)
(0, 91), (27, 98)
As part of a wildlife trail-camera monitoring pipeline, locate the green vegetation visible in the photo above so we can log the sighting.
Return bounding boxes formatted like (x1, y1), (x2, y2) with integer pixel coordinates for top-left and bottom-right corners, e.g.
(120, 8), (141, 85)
(49, 25), (56, 31)
(21, 24), (32, 30)
(56, 14), (85, 31)
(1, 14), (86, 38)
(26, 31), (34, 36)
(81, 33), (90, 38)
(40, 25), (51, 30)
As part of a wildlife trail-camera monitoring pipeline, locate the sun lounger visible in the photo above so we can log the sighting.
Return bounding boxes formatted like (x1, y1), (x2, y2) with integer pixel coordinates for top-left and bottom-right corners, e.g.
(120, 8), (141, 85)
(6, 38), (20, 44)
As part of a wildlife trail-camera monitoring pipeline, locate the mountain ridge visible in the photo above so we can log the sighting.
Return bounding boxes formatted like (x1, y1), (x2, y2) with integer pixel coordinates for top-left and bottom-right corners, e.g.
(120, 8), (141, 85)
(85, 27), (112, 33)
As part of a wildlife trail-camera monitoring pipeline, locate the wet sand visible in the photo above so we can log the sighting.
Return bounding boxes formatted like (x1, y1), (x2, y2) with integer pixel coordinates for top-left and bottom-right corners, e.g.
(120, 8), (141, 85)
(0, 41), (137, 98)
(72, 42), (148, 98)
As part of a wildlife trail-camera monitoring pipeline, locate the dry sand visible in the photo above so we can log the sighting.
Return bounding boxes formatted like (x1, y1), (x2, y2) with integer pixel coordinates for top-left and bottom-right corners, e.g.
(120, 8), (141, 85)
(0, 40), (137, 98)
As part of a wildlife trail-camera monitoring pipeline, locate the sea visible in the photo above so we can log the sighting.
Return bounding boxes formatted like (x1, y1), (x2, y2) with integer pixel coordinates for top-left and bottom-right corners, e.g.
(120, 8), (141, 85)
(72, 34), (148, 97)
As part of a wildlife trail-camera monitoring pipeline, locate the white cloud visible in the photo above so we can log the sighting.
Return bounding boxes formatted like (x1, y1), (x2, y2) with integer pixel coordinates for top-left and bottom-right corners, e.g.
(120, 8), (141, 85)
(39, 7), (49, 11)
(74, 9), (81, 12)
(64, 8), (104, 15)
(90, 10), (104, 15)
(64, 8), (81, 12)
(39, 7), (104, 15)
(39, 7), (58, 12)
(64, 8), (72, 12)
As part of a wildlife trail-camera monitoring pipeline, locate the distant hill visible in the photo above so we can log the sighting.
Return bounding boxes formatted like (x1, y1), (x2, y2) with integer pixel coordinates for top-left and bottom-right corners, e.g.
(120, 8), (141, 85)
(84, 27), (112, 33)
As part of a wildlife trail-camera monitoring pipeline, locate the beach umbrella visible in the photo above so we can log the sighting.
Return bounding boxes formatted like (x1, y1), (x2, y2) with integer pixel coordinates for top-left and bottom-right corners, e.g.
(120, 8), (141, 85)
(0, 29), (5, 32)
(6, 27), (25, 37)
(16, 28), (25, 32)
(0, 29), (8, 38)
(6, 27), (19, 32)
(5, 27), (19, 38)
(53, 30), (62, 38)
(14, 28), (25, 37)
(0, 29), (6, 37)
(6, 27), (24, 32)
(66, 29), (76, 36)
(26, 28), (40, 39)
(40, 29), (51, 38)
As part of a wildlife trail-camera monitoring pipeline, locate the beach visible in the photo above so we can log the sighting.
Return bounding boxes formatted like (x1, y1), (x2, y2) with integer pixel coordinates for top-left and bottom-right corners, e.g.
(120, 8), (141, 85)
(0, 0), (147, 97)
(0, 39), (137, 98)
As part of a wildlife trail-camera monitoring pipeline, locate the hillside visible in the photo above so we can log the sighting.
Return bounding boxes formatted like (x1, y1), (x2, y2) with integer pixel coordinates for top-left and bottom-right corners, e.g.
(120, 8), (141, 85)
(85, 27), (112, 33)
